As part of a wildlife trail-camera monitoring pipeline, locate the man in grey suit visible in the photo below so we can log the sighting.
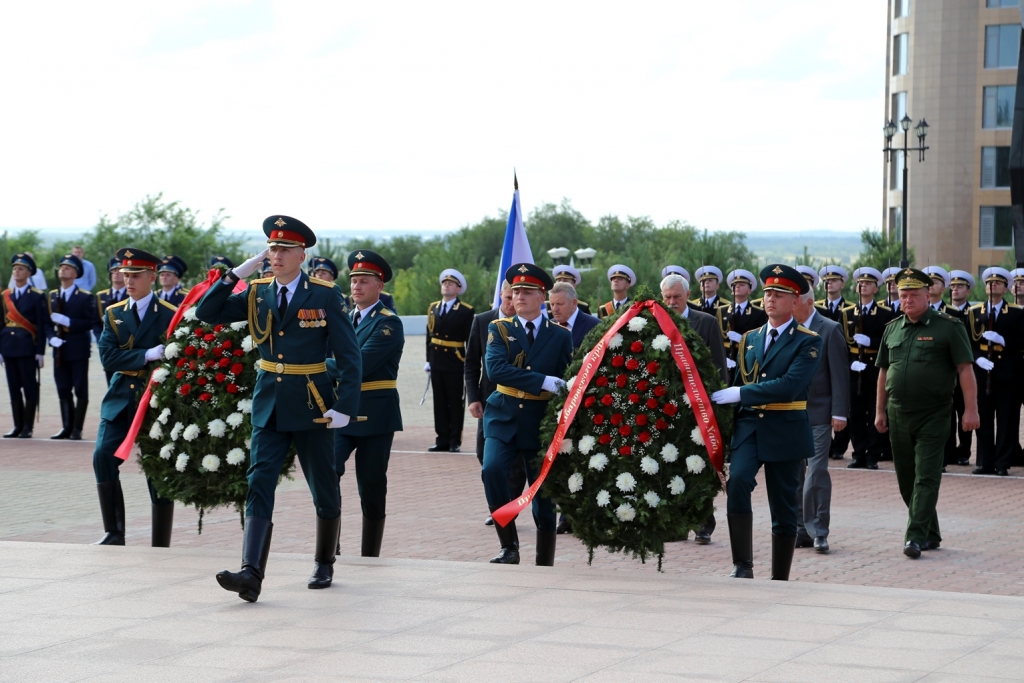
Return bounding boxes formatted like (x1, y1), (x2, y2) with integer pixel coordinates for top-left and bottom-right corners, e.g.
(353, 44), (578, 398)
(793, 289), (849, 553)
(661, 274), (729, 543)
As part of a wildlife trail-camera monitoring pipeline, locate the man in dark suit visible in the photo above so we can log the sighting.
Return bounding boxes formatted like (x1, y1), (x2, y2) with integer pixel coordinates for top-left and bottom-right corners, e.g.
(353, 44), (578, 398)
(661, 272), (728, 544)
(722, 269), (768, 375)
(465, 282), (525, 526)
(2, 253), (46, 438)
(793, 288), (849, 554)
(425, 269), (474, 452)
(945, 270), (974, 468)
(46, 253), (99, 440)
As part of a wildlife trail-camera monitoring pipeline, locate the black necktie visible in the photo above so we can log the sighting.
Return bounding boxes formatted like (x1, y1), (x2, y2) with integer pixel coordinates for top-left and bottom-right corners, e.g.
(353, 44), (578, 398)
(14, 289), (19, 302)
(526, 320), (536, 345)
(766, 328), (779, 354)
(131, 303), (140, 325)
(353, 311), (361, 328)
(863, 305), (869, 316)
(279, 288), (289, 318)
(439, 303), (446, 318)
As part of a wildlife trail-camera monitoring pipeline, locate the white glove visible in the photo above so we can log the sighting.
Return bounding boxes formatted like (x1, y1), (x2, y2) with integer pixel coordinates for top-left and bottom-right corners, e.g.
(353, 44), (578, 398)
(323, 410), (351, 429)
(542, 376), (566, 393)
(982, 330), (1006, 347)
(726, 358), (737, 369)
(144, 345), (165, 362)
(975, 357), (995, 371)
(853, 333), (871, 347)
(50, 313), (71, 327)
(36, 354), (44, 368)
(726, 331), (743, 343)
(712, 387), (741, 404)
(423, 362), (431, 372)
(48, 338), (64, 348)
(850, 361), (867, 372)
(232, 249), (269, 279)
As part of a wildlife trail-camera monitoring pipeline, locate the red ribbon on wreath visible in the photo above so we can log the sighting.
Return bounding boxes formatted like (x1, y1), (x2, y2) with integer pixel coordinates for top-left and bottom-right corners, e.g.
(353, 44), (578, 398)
(113, 269), (247, 461)
(492, 299), (725, 528)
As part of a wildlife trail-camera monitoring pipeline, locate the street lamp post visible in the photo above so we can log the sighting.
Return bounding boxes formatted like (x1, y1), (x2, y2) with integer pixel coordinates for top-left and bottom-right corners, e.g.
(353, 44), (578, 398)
(883, 115), (929, 269)
(546, 246), (597, 272)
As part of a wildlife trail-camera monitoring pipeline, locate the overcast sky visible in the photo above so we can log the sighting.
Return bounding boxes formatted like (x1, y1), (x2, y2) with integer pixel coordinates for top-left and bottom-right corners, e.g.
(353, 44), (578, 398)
(1, 1), (885, 235)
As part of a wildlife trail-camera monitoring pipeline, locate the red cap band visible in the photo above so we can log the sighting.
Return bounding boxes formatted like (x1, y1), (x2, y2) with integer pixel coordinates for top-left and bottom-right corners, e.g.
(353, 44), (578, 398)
(267, 229), (306, 246)
(512, 274), (546, 290)
(350, 261), (384, 278)
(121, 257), (159, 271)
(764, 276), (800, 293)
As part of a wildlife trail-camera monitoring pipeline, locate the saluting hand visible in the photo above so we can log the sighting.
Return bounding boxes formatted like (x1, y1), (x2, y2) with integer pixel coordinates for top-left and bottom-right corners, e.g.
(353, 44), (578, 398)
(232, 249), (269, 280)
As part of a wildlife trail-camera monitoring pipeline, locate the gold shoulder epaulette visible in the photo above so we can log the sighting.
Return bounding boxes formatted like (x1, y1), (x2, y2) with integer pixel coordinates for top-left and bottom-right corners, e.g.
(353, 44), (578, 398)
(309, 276), (333, 288)
(251, 277), (274, 285)
(78, 288), (91, 295)
(49, 289), (60, 297)
(379, 307), (394, 316)
(578, 300), (589, 307)
(688, 298), (701, 306)
(1010, 304), (1023, 310)
(96, 289), (110, 298)
(968, 303), (984, 311)
(796, 325), (819, 336)
(30, 287), (42, 294)
(157, 299), (177, 311)
(108, 299), (130, 310)
(496, 316), (515, 323)
(462, 302), (474, 310)
(877, 301), (892, 311)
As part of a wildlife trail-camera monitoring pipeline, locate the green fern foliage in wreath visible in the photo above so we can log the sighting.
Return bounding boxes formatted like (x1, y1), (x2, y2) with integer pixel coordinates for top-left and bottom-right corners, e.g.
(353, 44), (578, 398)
(541, 287), (733, 570)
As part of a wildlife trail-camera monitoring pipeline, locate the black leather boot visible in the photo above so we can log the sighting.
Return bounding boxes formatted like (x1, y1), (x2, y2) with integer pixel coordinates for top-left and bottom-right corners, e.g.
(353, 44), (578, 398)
(95, 482), (125, 545)
(216, 517), (273, 602)
(151, 502), (174, 548)
(69, 399), (88, 440)
(360, 515), (385, 558)
(770, 534), (797, 581)
(18, 400), (36, 438)
(4, 399), (24, 438)
(727, 513), (754, 578)
(309, 515), (341, 588)
(535, 529), (556, 566)
(50, 399), (73, 439)
(489, 507), (520, 564)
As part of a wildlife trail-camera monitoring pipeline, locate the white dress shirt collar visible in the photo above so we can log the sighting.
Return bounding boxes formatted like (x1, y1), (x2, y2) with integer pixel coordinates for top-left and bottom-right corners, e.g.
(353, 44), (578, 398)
(517, 314), (545, 331)
(128, 291), (154, 321)
(60, 284), (76, 299)
(800, 309), (817, 328)
(765, 317), (794, 352)
(565, 308), (580, 330)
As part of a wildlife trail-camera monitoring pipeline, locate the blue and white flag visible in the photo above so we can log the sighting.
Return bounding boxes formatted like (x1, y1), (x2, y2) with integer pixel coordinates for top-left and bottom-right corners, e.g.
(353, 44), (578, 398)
(492, 175), (534, 309)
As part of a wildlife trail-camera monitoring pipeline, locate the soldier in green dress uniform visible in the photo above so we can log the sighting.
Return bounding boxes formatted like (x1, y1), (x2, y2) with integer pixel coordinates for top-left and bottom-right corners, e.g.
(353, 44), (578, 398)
(874, 268), (979, 559)
(196, 215), (362, 601)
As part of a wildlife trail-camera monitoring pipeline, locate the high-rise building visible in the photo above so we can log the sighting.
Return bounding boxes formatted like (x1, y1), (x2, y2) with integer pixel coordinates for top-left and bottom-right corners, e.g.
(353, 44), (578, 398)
(884, 0), (1021, 277)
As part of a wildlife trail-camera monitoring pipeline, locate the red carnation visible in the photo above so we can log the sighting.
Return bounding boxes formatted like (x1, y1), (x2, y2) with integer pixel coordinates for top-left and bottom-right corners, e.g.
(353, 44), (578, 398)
(610, 414), (623, 426)
(593, 414), (605, 426)
(615, 374), (628, 388)
(618, 425), (631, 437)
(189, 361), (197, 370)
(654, 385), (667, 397)
(194, 328), (204, 336)
(230, 363), (244, 375)
(199, 392), (212, 402)
(663, 403), (678, 417)
(611, 355), (625, 368)
(647, 361), (660, 373)
(599, 434), (612, 445)
(646, 398), (659, 410)
(638, 431), (652, 443)
(214, 324), (224, 332)
(226, 383), (239, 394)
(596, 376), (609, 387)
(175, 358), (186, 368)
(233, 349), (245, 357)
(636, 380), (650, 392)
(215, 373), (227, 383)
(636, 414), (649, 426)
(175, 371), (185, 380)
(628, 393), (640, 404)
(184, 345), (196, 356)
(197, 349), (206, 358)
(601, 394), (613, 406)
(626, 358), (640, 371)
(584, 396), (596, 408)
(619, 446), (632, 456)
(179, 384), (191, 396)
(219, 358), (230, 368)
(205, 360), (215, 368)
(197, 376), (207, 386)
(655, 418), (669, 430)
(221, 340), (232, 349)
(630, 340), (643, 352)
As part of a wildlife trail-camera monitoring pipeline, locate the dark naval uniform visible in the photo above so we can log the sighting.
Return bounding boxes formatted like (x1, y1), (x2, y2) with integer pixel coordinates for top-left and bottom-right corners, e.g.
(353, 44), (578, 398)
(2, 253), (46, 439)
(692, 295), (730, 318)
(92, 248), (177, 547)
(721, 300), (767, 363)
(822, 298), (853, 459)
(944, 300), (973, 466)
(597, 298), (630, 319)
(197, 215), (362, 601)
(157, 255), (189, 306)
(95, 260), (129, 385)
(845, 300), (897, 468)
(331, 250), (404, 558)
(426, 294), (473, 451)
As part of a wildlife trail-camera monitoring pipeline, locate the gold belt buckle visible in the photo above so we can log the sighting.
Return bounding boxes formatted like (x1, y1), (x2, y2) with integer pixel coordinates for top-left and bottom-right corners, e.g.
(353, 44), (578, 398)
(275, 363), (284, 373)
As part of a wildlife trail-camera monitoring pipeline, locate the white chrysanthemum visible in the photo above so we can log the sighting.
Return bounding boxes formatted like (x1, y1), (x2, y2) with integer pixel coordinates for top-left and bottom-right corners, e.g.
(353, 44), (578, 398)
(640, 456), (659, 475)
(608, 333), (623, 349)
(566, 375), (577, 391)
(148, 422), (163, 439)
(183, 308), (198, 321)
(158, 408), (171, 425)
(615, 503), (636, 521)
(183, 424), (201, 441)
(589, 453), (609, 471)
(596, 490), (611, 507)
(175, 454), (189, 472)
(682, 392), (691, 407)
(201, 454), (220, 472)
(149, 394), (159, 409)
(651, 334), (670, 351)
(643, 490), (661, 508)
(616, 472), (637, 492)
(670, 475), (686, 495)
(225, 448), (246, 465)
(559, 439), (573, 454)
(244, 438), (251, 449)
(627, 317), (648, 332)
(159, 443), (174, 460)
(163, 342), (180, 359)
(237, 399), (253, 414)
(207, 419), (227, 438)
(661, 443), (679, 463)
(568, 473), (584, 493)
(173, 327), (190, 339)
(169, 422), (183, 442)
(151, 367), (170, 383)
(226, 412), (244, 428)
(241, 335), (254, 352)
(686, 455), (706, 475)
(230, 321), (248, 331)
(690, 426), (703, 445)
(578, 435), (596, 455)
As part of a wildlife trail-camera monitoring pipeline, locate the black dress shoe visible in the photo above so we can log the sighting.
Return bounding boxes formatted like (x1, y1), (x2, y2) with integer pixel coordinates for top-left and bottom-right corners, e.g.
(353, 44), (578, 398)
(866, 463), (878, 470)
(694, 531), (711, 545)
(449, 444), (461, 453)
(795, 536), (814, 548)
(996, 468), (1009, 476)
(490, 547), (520, 564)
(847, 460), (866, 469)
(427, 445), (448, 452)
(484, 515), (495, 526)
(957, 459), (971, 467)
(922, 540), (940, 551)
(903, 541), (921, 559)
(814, 537), (829, 553)
(555, 517), (572, 535)
(972, 467), (995, 475)
(730, 564), (754, 578)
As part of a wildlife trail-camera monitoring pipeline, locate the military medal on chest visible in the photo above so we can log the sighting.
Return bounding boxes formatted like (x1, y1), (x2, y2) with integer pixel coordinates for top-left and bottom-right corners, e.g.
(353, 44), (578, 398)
(298, 308), (327, 328)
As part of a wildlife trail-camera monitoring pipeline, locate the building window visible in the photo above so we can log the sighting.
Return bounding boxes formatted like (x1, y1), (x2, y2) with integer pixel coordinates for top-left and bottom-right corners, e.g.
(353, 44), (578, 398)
(891, 91), (907, 124)
(890, 150), (905, 190)
(980, 206), (1014, 248)
(987, 0), (1019, 8)
(893, 33), (909, 75)
(981, 147), (1011, 188)
(895, 0), (910, 17)
(985, 24), (1020, 68)
(983, 85), (1016, 128)
(889, 206), (903, 242)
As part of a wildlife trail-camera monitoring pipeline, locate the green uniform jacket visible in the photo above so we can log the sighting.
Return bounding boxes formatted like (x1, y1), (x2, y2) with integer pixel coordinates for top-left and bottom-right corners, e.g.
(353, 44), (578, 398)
(97, 295), (177, 420)
(195, 273), (361, 432)
(328, 299), (404, 436)
(732, 321), (823, 461)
